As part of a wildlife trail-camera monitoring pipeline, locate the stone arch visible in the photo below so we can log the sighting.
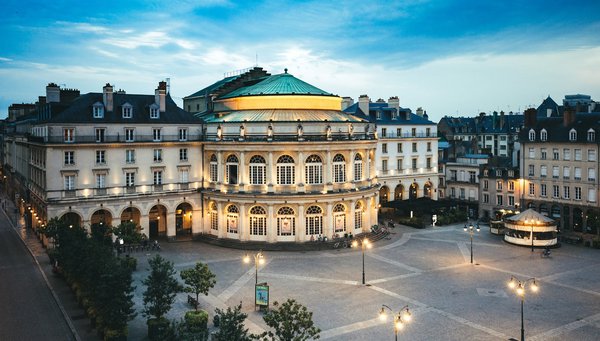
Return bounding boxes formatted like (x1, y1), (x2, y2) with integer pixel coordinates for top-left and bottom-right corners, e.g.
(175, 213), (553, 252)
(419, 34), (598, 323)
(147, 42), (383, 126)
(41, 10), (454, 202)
(59, 212), (82, 228)
(148, 204), (168, 238)
(394, 184), (404, 201)
(333, 203), (347, 234)
(175, 202), (193, 237)
(409, 182), (419, 200)
(120, 206), (141, 226)
(424, 182), (433, 198)
(90, 209), (113, 227)
(379, 185), (390, 203)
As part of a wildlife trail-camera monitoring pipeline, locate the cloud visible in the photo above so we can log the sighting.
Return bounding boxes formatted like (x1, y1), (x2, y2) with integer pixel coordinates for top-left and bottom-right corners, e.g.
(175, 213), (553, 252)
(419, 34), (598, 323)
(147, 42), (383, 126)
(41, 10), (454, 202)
(101, 30), (195, 50)
(0, 57), (13, 62)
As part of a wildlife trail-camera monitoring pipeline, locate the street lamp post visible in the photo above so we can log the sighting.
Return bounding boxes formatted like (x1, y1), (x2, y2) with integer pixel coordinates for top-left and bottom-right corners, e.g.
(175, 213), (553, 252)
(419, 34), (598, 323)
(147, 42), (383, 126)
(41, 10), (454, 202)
(508, 276), (539, 341)
(243, 250), (265, 285)
(379, 304), (412, 341)
(525, 219), (540, 252)
(352, 238), (372, 285)
(464, 222), (480, 264)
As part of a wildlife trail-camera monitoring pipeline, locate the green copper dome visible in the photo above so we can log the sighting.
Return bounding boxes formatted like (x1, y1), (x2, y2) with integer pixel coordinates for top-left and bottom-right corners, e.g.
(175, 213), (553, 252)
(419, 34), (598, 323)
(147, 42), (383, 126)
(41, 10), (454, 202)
(219, 70), (333, 99)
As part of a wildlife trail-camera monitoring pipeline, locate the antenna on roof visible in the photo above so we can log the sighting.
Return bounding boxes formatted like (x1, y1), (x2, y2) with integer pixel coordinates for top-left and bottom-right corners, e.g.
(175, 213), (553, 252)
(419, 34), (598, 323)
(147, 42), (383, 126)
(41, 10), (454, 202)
(166, 78), (170, 94)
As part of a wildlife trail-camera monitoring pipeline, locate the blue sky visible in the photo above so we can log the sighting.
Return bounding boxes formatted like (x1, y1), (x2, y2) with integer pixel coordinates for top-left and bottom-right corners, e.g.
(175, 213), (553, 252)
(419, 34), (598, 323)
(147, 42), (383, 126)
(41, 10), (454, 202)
(1, 0), (600, 121)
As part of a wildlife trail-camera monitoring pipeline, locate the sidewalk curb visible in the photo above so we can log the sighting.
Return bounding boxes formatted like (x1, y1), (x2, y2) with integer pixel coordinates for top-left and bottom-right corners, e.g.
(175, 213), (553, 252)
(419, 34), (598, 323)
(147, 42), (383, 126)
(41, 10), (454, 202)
(2, 207), (82, 341)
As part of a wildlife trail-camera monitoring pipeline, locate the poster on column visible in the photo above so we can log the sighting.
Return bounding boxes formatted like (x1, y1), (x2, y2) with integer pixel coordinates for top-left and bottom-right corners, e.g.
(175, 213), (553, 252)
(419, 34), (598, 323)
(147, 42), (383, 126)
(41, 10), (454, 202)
(335, 215), (344, 232)
(281, 219), (291, 234)
(228, 217), (237, 233)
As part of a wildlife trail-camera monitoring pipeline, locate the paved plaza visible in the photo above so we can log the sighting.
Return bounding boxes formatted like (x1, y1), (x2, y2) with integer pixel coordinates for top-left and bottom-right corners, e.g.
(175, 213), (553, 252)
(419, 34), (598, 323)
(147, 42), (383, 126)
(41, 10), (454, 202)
(120, 224), (600, 341)
(4, 192), (600, 341)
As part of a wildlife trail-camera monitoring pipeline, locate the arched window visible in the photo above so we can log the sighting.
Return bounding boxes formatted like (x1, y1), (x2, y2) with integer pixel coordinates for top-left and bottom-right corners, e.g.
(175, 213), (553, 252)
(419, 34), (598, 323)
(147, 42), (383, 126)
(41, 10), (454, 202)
(277, 206), (295, 236)
(333, 154), (346, 183)
(569, 129), (577, 142)
(333, 203), (346, 233)
(122, 102), (133, 118)
(249, 155), (266, 185)
(588, 129), (595, 142)
(92, 102), (104, 118)
(210, 202), (218, 231)
(276, 155), (295, 185)
(305, 155), (323, 185)
(210, 154), (218, 182)
(249, 206), (267, 236)
(540, 129), (547, 141)
(226, 205), (238, 233)
(226, 155), (239, 184)
(305, 205), (323, 236)
(528, 129), (535, 141)
(354, 153), (363, 181)
(354, 201), (363, 231)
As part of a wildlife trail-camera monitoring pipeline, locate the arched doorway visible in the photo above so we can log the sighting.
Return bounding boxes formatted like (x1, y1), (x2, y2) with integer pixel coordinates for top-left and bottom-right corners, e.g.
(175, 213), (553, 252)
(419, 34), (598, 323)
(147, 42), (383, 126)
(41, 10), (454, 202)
(394, 184), (404, 201)
(149, 204), (167, 238)
(527, 202), (536, 210)
(423, 182), (433, 198)
(409, 183), (418, 200)
(333, 203), (346, 235)
(120, 206), (141, 228)
(176, 202), (193, 238)
(60, 212), (82, 228)
(91, 209), (113, 227)
(539, 204), (548, 216)
(379, 186), (390, 203)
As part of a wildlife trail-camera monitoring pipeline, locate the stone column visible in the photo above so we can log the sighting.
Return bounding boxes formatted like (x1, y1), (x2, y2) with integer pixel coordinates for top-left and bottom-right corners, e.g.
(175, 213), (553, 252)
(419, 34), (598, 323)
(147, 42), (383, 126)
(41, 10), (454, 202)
(298, 151), (305, 193)
(325, 202), (333, 239)
(167, 211), (176, 241)
(217, 151), (224, 185)
(267, 152), (274, 193)
(349, 200), (356, 232)
(217, 202), (225, 238)
(267, 204), (275, 242)
(297, 204), (305, 242)
(239, 152), (246, 192)
(366, 150), (372, 181)
(325, 150), (332, 192)
(192, 207), (202, 236)
(140, 214), (150, 238)
(239, 203), (247, 241)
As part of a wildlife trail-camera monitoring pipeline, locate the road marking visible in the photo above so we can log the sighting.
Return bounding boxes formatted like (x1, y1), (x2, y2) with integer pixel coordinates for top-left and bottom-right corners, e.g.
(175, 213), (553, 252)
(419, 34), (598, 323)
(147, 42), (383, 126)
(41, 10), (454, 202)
(367, 253), (423, 273)
(411, 236), (503, 247)
(319, 317), (385, 339)
(260, 272), (358, 285)
(368, 285), (510, 339)
(529, 312), (600, 340)
(217, 259), (272, 301)
(538, 263), (600, 282)
(368, 272), (422, 284)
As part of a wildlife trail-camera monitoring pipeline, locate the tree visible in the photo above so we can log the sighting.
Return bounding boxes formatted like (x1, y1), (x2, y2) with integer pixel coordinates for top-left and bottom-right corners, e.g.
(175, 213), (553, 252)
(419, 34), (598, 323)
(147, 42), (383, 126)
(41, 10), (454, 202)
(259, 299), (320, 341)
(213, 303), (255, 341)
(113, 221), (142, 244)
(180, 262), (216, 311)
(143, 254), (182, 320)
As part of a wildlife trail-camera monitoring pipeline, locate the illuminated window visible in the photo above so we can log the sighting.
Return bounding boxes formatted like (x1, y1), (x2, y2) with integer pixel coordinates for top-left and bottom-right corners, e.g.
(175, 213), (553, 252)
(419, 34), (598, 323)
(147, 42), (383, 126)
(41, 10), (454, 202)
(153, 170), (162, 185)
(249, 206), (266, 236)
(305, 205), (323, 236)
(305, 154), (323, 185)
(210, 154), (218, 182)
(354, 202), (363, 230)
(249, 155), (266, 185)
(276, 155), (295, 185)
(225, 155), (238, 184)
(277, 207), (295, 236)
(333, 203), (346, 233)
(226, 205), (239, 233)
(354, 153), (363, 181)
(332, 154), (346, 183)
(210, 202), (218, 231)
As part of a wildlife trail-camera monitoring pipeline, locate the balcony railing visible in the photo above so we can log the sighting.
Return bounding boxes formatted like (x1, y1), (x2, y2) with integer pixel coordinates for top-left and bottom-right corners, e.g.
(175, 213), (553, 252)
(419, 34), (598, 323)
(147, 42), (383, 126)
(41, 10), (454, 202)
(380, 132), (437, 139)
(30, 134), (202, 144)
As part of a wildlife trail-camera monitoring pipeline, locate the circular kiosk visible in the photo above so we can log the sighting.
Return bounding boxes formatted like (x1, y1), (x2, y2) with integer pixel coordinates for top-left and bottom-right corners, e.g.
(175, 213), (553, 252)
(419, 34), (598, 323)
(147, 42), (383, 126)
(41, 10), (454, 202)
(503, 209), (558, 248)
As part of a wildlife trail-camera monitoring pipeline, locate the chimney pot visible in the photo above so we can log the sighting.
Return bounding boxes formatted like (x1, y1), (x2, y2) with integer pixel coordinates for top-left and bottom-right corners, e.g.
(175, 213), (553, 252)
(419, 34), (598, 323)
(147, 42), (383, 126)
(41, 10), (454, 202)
(103, 83), (114, 112)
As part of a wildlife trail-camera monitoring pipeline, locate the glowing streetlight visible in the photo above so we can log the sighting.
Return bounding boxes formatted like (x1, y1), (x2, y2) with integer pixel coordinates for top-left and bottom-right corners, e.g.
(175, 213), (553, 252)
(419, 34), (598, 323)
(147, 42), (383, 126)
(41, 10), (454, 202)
(379, 305), (412, 341)
(243, 250), (265, 285)
(507, 276), (539, 341)
(464, 222), (480, 264)
(352, 238), (372, 285)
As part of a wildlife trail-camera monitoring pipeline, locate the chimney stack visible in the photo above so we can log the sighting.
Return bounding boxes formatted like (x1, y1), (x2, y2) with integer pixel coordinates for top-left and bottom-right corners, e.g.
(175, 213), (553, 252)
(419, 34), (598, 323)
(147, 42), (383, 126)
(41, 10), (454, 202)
(416, 107), (424, 117)
(341, 96), (354, 110)
(500, 110), (505, 129)
(103, 83), (114, 112)
(358, 95), (370, 116)
(524, 108), (537, 128)
(563, 107), (576, 127)
(156, 81), (167, 112)
(388, 96), (399, 117)
(46, 83), (60, 103)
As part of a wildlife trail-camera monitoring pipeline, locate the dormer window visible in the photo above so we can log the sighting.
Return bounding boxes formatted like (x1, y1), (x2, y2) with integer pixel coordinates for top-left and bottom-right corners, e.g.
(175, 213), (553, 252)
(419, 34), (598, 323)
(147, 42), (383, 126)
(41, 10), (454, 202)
(588, 128), (595, 142)
(122, 103), (133, 118)
(528, 129), (535, 141)
(569, 128), (577, 142)
(93, 102), (104, 118)
(376, 111), (381, 120)
(540, 129), (547, 141)
(150, 104), (159, 119)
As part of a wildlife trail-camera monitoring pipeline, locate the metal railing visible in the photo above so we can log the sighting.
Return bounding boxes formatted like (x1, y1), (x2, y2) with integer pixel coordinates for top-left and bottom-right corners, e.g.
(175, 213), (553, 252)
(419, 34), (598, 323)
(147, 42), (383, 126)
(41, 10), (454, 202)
(29, 134), (202, 144)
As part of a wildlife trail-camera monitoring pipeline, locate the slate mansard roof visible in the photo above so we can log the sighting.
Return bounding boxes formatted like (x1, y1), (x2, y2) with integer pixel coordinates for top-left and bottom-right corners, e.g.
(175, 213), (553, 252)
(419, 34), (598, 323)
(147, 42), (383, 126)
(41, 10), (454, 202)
(343, 102), (435, 125)
(45, 92), (201, 124)
(520, 112), (600, 143)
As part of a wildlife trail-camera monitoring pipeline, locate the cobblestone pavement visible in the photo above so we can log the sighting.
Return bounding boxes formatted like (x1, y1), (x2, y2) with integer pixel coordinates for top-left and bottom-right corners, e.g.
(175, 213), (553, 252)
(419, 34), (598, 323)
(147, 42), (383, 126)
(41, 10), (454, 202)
(5, 191), (600, 341)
